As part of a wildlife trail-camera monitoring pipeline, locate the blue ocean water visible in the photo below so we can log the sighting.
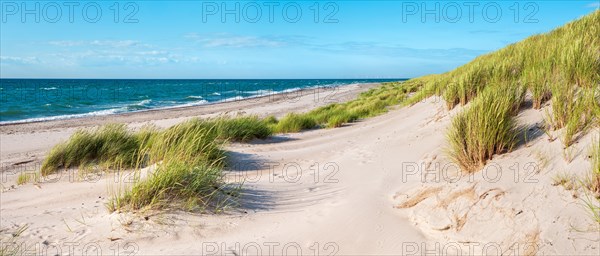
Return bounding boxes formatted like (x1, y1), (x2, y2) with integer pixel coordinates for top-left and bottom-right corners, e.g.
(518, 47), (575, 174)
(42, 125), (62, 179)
(0, 79), (404, 124)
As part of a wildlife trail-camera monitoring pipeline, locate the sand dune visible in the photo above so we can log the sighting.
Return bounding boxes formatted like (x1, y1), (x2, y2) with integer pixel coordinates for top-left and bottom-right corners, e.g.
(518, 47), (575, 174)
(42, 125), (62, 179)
(1, 87), (598, 254)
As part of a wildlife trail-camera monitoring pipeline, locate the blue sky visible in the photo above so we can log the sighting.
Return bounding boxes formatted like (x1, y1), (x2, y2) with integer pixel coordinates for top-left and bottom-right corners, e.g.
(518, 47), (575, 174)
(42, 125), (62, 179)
(0, 0), (598, 79)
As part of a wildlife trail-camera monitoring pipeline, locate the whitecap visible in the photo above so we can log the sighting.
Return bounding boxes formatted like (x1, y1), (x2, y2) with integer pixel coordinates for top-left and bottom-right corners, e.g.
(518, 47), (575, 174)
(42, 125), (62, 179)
(245, 89), (274, 95)
(0, 108), (125, 125)
(136, 99), (152, 106)
(178, 99), (209, 107)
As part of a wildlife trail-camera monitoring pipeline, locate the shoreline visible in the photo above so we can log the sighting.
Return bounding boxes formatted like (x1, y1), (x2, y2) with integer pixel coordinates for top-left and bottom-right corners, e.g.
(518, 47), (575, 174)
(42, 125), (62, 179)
(0, 83), (374, 126)
(0, 82), (380, 169)
(0, 83), (381, 134)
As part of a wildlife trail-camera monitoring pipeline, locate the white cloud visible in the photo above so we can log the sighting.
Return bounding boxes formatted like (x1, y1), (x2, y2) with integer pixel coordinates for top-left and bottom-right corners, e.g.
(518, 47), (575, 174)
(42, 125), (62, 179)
(59, 49), (195, 67)
(49, 40), (141, 48)
(185, 33), (285, 48)
(0, 56), (40, 65)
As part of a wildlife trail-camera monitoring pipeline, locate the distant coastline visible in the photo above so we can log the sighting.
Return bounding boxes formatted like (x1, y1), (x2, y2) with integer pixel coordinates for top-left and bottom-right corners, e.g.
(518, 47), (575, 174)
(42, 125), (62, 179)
(0, 82), (384, 134)
(0, 79), (405, 125)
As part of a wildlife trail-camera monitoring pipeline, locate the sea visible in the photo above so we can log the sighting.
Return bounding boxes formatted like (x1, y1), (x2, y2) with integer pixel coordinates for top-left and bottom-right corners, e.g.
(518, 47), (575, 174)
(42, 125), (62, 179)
(0, 79), (405, 124)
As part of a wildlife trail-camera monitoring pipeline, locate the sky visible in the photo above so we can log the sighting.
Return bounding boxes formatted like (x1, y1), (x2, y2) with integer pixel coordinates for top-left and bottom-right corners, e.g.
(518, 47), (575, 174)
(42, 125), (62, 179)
(0, 0), (598, 79)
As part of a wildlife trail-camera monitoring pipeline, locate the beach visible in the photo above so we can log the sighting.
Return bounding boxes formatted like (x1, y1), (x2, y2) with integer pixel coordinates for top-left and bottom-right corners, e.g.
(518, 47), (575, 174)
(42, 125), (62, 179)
(0, 83), (377, 170)
(1, 81), (598, 255)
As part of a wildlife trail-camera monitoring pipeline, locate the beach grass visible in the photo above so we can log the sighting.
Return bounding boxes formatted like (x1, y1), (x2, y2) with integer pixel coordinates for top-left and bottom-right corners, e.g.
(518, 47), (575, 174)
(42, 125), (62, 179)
(446, 84), (525, 172)
(583, 134), (600, 225)
(0, 225), (28, 256)
(108, 119), (227, 212)
(401, 10), (600, 172)
(214, 116), (273, 142)
(42, 116), (270, 211)
(589, 134), (600, 196)
(270, 81), (412, 133)
(273, 113), (318, 133)
(16, 172), (40, 185)
(41, 124), (142, 176)
(41, 116), (272, 175)
(407, 10), (598, 108)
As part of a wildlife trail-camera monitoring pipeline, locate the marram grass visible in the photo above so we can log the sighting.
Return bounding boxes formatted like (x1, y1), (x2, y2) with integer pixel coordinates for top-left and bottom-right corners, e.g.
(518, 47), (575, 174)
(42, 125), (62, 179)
(446, 84), (525, 172)
(583, 134), (600, 225)
(41, 124), (142, 176)
(42, 116), (271, 212)
(271, 80), (416, 133)
(401, 10), (600, 171)
(108, 119), (227, 212)
(410, 10), (598, 111)
(589, 134), (600, 195)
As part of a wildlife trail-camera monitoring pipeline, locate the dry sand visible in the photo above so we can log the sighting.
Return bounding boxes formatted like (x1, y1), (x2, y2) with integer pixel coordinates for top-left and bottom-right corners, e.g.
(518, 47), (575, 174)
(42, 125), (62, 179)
(1, 83), (598, 255)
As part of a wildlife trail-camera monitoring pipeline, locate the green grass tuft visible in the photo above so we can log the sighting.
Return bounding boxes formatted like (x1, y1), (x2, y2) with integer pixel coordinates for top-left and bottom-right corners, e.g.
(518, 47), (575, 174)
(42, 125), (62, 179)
(447, 84), (525, 172)
(214, 116), (272, 142)
(589, 134), (600, 196)
(111, 119), (227, 211)
(274, 113), (318, 133)
(16, 172), (40, 185)
(41, 124), (144, 176)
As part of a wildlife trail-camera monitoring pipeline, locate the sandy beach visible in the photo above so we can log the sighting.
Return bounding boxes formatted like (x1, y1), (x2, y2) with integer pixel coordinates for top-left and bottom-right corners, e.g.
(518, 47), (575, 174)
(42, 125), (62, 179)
(0, 84), (377, 171)
(1, 81), (598, 254)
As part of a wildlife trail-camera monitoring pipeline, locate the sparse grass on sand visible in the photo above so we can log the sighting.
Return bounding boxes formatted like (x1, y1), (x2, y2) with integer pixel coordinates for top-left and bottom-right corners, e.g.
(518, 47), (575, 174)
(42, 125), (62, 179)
(588, 135), (600, 196)
(0, 225), (28, 256)
(16, 172), (40, 185)
(583, 135), (600, 224)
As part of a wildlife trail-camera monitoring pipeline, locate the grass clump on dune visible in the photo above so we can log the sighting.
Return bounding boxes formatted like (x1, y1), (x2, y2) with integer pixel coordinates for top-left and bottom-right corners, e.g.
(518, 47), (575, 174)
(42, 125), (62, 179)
(41, 124), (146, 176)
(16, 172), (40, 185)
(109, 119), (227, 212)
(399, 10), (599, 172)
(271, 81), (415, 133)
(143, 119), (225, 166)
(273, 113), (317, 133)
(42, 116), (272, 212)
(214, 116), (272, 142)
(546, 85), (596, 147)
(447, 85), (525, 172)
(41, 116), (272, 176)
